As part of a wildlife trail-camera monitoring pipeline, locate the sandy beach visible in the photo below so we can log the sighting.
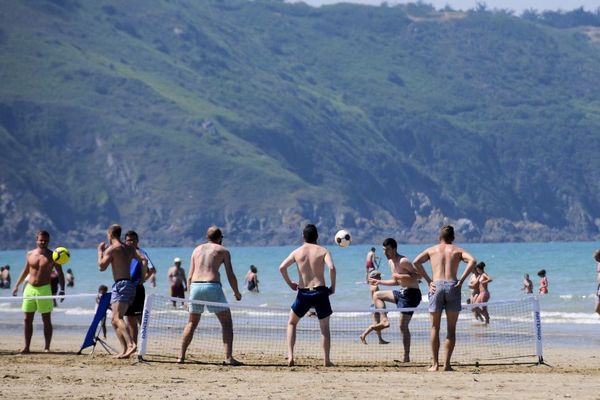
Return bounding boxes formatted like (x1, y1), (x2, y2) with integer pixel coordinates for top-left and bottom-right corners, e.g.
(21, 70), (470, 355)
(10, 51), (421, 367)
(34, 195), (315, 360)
(1, 333), (599, 400)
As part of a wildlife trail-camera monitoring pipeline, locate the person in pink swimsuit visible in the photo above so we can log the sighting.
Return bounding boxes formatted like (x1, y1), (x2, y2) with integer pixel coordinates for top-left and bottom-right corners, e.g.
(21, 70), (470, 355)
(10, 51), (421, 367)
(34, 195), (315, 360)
(474, 262), (492, 324)
(537, 269), (548, 295)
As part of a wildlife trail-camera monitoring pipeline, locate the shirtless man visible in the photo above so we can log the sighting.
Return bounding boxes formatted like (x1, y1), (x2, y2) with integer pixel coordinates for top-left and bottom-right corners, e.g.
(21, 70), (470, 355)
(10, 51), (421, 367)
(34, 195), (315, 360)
(279, 224), (337, 367)
(594, 250), (600, 316)
(11, 231), (65, 353)
(178, 226), (242, 365)
(413, 225), (476, 372)
(364, 238), (421, 362)
(168, 258), (187, 307)
(98, 224), (146, 358)
(364, 247), (378, 283)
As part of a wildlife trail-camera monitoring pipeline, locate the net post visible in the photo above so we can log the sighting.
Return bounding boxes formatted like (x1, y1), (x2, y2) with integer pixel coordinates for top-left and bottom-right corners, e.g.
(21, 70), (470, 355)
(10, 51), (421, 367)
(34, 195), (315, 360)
(138, 293), (155, 361)
(532, 296), (544, 364)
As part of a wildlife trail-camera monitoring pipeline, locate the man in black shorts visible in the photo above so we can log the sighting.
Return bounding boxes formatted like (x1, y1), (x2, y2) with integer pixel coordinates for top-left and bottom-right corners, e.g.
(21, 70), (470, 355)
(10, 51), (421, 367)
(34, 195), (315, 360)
(124, 231), (153, 345)
(279, 224), (337, 367)
(367, 238), (422, 362)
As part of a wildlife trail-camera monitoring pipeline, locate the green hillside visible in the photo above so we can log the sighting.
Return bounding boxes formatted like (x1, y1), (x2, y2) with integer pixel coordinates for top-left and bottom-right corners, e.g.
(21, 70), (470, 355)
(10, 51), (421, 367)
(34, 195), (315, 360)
(1, 0), (600, 248)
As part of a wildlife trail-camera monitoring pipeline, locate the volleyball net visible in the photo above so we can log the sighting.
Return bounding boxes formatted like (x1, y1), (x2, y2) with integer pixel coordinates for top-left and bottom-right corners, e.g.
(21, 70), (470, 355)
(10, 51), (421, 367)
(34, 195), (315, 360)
(139, 294), (543, 366)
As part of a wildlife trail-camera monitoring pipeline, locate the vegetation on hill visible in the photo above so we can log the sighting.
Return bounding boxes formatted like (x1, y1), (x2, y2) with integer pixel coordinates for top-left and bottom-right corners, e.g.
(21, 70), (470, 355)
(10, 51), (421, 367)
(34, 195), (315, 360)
(1, 0), (600, 248)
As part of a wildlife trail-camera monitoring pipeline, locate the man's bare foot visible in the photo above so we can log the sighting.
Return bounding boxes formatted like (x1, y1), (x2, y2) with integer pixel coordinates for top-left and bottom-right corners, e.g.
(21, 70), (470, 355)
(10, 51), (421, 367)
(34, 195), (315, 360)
(428, 364), (439, 372)
(19, 348), (30, 354)
(223, 358), (242, 366)
(403, 356), (410, 363)
(324, 361), (334, 367)
(443, 365), (455, 371)
(378, 339), (389, 344)
(44, 348), (51, 353)
(122, 344), (137, 358)
(112, 352), (125, 359)
(359, 335), (367, 344)
(176, 357), (185, 364)
(287, 358), (295, 367)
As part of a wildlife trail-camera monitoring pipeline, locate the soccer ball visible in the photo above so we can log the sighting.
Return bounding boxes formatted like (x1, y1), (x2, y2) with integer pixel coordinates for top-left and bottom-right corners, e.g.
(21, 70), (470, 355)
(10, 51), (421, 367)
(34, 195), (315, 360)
(334, 229), (352, 248)
(52, 247), (71, 265)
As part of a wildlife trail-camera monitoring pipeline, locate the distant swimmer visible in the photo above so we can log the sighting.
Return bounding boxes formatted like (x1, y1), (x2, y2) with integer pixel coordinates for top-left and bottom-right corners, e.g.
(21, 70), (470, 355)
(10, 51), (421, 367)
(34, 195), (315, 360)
(0, 265), (10, 289)
(522, 273), (533, 294)
(178, 226), (242, 366)
(364, 247), (378, 283)
(594, 250), (600, 316)
(65, 268), (75, 288)
(537, 269), (548, 295)
(11, 231), (66, 353)
(413, 225), (476, 372)
(98, 224), (147, 359)
(359, 269), (390, 345)
(364, 238), (421, 362)
(473, 262), (492, 324)
(244, 265), (259, 293)
(279, 224), (336, 367)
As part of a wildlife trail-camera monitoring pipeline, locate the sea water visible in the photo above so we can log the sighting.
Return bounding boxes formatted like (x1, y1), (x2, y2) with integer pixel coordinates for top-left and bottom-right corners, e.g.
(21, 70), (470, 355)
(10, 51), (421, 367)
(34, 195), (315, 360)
(0, 242), (598, 342)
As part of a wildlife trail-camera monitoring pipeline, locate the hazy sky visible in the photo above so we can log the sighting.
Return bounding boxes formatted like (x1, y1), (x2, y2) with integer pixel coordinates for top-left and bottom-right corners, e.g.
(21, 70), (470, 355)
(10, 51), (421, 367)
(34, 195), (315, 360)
(289, 0), (599, 13)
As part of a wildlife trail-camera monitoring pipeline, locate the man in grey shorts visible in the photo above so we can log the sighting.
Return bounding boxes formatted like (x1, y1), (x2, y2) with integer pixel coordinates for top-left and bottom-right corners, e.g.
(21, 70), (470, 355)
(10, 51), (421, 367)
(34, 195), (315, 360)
(413, 225), (476, 371)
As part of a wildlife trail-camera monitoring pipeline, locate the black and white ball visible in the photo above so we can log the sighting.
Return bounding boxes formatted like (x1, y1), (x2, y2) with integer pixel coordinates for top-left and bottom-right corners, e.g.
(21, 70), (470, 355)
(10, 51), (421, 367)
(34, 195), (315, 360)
(334, 229), (352, 248)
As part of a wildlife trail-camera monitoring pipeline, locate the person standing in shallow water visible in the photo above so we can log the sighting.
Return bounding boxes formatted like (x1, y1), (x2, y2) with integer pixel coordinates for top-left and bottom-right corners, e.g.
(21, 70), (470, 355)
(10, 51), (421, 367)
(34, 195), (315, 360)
(537, 269), (548, 295)
(245, 265), (259, 293)
(522, 273), (533, 294)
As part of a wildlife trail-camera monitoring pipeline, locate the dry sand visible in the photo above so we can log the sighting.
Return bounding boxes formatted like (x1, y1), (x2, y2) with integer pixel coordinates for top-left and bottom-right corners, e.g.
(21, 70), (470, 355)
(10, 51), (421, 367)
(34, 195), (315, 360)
(1, 334), (599, 400)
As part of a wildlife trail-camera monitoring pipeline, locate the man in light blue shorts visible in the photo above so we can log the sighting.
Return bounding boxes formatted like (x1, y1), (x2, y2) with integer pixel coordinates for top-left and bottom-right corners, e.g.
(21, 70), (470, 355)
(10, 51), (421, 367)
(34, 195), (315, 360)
(413, 225), (476, 372)
(189, 281), (228, 314)
(178, 226), (242, 365)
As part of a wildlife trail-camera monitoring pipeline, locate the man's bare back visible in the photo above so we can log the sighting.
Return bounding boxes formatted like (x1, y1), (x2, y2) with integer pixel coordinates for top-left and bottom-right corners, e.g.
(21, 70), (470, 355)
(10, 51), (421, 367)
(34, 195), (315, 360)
(189, 242), (228, 282)
(100, 242), (137, 281)
(288, 243), (330, 289)
(423, 243), (470, 282)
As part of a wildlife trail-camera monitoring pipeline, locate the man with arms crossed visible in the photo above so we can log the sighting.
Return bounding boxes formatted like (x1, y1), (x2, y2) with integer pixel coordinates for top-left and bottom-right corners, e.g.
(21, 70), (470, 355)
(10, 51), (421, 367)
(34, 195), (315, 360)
(178, 226), (242, 365)
(12, 230), (65, 353)
(124, 230), (154, 345)
(413, 225), (476, 371)
(364, 238), (422, 362)
(98, 224), (146, 358)
(279, 224), (337, 367)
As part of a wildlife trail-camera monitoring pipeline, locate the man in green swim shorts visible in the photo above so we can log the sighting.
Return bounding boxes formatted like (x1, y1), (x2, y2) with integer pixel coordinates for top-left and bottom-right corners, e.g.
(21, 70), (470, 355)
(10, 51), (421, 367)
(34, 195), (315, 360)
(12, 230), (65, 353)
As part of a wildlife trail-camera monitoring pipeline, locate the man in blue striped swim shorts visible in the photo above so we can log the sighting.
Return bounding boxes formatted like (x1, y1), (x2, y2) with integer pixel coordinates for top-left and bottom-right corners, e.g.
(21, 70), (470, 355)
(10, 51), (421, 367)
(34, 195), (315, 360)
(413, 225), (476, 372)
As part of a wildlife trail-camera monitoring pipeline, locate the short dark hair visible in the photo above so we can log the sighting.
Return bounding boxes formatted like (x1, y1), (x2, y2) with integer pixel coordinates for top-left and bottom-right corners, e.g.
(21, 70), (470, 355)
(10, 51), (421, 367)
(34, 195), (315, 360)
(303, 224), (318, 244)
(537, 269), (546, 277)
(125, 230), (138, 240)
(98, 284), (108, 293)
(108, 224), (121, 239)
(250, 265), (257, 273)
(382, 238), (397, 250)
(439, 225), (455, 243)
(370, 247), (376, 252)
(476, 261), (486, 271)
(37, 230), (50, 238)
(207, 225), (223, 242)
